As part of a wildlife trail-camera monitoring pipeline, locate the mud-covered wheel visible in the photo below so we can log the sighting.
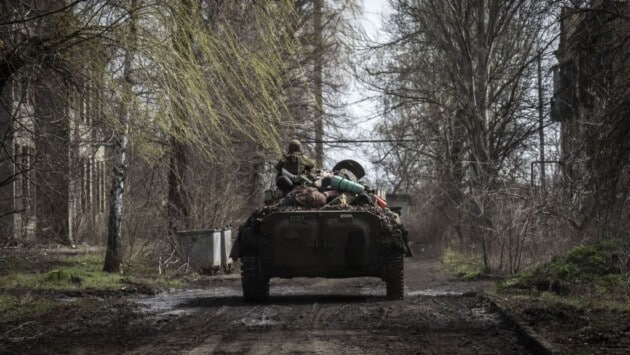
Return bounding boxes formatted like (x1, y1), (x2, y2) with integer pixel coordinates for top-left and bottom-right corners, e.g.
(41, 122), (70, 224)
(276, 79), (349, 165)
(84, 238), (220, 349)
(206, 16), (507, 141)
(241, 256), (269, 302)
(385, 256), (404, 300)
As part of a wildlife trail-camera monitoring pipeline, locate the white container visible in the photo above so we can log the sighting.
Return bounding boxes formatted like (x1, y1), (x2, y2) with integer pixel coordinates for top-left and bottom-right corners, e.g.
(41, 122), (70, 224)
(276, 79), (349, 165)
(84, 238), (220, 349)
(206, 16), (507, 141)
(221, 228), (234, 272)
(176, 229), (222, 271)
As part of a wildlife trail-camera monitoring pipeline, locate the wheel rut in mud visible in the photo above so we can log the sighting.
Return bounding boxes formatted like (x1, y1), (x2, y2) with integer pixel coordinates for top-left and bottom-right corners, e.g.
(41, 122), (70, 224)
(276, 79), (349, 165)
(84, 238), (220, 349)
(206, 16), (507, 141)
(5, 257), (529, 354)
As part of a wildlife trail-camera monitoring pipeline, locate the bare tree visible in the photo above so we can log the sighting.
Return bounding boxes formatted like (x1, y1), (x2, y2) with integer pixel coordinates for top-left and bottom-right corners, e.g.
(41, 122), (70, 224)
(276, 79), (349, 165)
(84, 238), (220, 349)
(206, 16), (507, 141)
(368, 0), (555, 270)
(289, 0), (360, 167)
(551, 0), (630, 240)
(0, 1), (131, 245)
(0, 1), (92, 93)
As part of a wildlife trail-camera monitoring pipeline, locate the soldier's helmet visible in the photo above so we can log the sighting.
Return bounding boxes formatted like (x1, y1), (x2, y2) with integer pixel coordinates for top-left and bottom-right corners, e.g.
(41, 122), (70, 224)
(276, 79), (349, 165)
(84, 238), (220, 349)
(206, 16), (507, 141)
(288, 139), (302, 153)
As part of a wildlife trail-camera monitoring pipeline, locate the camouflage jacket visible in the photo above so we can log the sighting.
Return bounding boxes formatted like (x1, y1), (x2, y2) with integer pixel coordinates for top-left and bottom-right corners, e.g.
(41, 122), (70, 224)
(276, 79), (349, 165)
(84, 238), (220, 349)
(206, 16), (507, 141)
(275, 152), (315, 176)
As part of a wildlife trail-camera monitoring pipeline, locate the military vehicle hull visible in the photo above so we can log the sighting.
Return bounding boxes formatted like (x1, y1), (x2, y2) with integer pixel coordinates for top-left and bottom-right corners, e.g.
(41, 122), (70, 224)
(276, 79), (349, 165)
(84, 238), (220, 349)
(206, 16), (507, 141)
(234, 208), (407, 302)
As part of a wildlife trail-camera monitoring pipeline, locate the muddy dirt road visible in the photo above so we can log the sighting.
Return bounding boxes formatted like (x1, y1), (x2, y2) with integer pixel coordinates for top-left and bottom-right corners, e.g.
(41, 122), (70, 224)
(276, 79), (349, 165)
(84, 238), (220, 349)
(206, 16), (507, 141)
(6, 254), (528, 354)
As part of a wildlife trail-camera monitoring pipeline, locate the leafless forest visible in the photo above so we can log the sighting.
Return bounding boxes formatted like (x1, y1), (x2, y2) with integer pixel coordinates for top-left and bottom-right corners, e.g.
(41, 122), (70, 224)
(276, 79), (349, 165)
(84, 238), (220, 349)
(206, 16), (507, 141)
(1, 0), (628, 274)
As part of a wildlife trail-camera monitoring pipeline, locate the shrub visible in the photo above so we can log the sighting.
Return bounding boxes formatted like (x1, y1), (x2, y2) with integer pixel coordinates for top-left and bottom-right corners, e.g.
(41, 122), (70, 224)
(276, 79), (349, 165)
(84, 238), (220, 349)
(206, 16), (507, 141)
(504, 240), (625, 294)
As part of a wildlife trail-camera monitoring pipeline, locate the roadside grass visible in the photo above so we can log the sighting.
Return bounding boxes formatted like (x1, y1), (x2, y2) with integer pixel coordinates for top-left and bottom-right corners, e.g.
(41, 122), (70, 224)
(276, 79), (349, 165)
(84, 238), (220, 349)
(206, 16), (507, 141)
(0, 249), (185, 325)
(0, 253), (184, 291)
(441, 248), (485, 280)
(494, 240), (630, 311)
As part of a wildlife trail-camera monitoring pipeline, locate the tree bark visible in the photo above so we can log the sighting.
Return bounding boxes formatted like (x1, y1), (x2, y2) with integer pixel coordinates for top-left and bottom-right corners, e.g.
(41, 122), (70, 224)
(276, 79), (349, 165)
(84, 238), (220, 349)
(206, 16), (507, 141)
(166, 136), (189, 244)
(165, 0), (195, 244)
(103, 0), (137, 273)
(313, 0), (323, 168)
(537, 55), (546, 196)
(103, 116), (129, 273)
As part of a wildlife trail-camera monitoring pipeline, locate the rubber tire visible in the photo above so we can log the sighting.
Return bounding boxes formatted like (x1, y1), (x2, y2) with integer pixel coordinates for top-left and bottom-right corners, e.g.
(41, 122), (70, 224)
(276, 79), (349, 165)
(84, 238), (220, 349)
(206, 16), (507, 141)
(241, 256), (269, 302)
(385, 256), (404, 300)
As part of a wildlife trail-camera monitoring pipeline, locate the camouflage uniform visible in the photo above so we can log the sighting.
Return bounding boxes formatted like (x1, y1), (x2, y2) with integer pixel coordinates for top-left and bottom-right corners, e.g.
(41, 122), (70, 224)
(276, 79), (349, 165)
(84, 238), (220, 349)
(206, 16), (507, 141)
(275, 140), (315, 176)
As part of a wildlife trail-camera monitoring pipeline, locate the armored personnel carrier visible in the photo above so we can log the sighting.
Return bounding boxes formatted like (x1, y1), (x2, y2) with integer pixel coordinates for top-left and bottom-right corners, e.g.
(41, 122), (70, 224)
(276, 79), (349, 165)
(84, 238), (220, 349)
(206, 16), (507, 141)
(230, 160), (412, 301)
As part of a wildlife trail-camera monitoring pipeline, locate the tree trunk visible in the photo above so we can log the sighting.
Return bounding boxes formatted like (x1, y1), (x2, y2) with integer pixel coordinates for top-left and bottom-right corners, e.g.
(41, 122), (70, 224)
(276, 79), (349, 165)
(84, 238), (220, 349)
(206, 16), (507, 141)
(165, 0), (196, 245)
(537, 55), (546, 196)
(471, 0), (491, 186)
(166, 136), (189, 245)
(313, 0), (324, 168)
(103, 0), (137, 273)
(103, 119), (129, 273)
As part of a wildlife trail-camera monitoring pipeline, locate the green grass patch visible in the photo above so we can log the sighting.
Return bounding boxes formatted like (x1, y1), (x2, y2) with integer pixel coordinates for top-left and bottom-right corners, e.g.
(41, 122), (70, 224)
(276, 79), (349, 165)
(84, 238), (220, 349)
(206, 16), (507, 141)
(0, 252), (184, 292)
(0, 254), (123, 291)
(495, 240), (630, 311)
(499, 240), (627, 293)
(0, 250), (187, 326)
(442, 248), (485, 280)
(539, 290), (630, 312)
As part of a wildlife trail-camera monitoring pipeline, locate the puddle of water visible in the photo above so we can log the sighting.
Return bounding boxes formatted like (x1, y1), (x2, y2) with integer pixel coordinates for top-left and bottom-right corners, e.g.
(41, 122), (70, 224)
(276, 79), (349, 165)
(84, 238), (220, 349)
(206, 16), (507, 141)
(272, 284), (384, 297)
(470, 306), (501, 324)
(135, 287), (239, 314)
(56, 297), (82, 303)
(406, 289), (464, 297)
(235, 309), (280, 327)
(236, 315), (279, 327)
(271, 285), (352, 296)
(270, 285), (308, 296)
(359, 287), (384, 296)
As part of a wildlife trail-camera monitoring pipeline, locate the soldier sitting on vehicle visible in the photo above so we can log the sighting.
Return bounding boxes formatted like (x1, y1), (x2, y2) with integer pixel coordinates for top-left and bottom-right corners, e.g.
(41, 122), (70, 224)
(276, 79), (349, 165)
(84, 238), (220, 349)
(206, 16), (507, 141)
(275, 139), (315, 193)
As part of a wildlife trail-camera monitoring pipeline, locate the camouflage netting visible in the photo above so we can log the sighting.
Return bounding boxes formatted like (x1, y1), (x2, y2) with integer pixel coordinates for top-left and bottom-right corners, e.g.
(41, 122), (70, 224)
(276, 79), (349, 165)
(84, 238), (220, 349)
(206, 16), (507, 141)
(235, 159), (414, 257)
(241, 204), (409, 247)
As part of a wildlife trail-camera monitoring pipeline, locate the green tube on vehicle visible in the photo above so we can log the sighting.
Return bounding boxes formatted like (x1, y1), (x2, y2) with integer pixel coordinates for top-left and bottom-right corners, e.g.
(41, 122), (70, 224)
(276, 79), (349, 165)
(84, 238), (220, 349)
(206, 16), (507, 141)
(330, 175), (364, 194)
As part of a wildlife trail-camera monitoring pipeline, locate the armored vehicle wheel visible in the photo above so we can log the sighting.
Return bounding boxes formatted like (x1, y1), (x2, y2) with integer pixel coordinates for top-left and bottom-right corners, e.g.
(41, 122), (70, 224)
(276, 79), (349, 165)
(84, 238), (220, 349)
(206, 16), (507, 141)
(241, 256), (269, 302)
(385, 256), (404, 300)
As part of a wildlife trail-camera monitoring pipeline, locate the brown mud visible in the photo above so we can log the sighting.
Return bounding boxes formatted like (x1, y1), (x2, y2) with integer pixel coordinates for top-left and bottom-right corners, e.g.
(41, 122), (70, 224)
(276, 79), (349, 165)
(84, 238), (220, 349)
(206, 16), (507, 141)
(1, 248), (626, 354)
(489, 296), (630, 354)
